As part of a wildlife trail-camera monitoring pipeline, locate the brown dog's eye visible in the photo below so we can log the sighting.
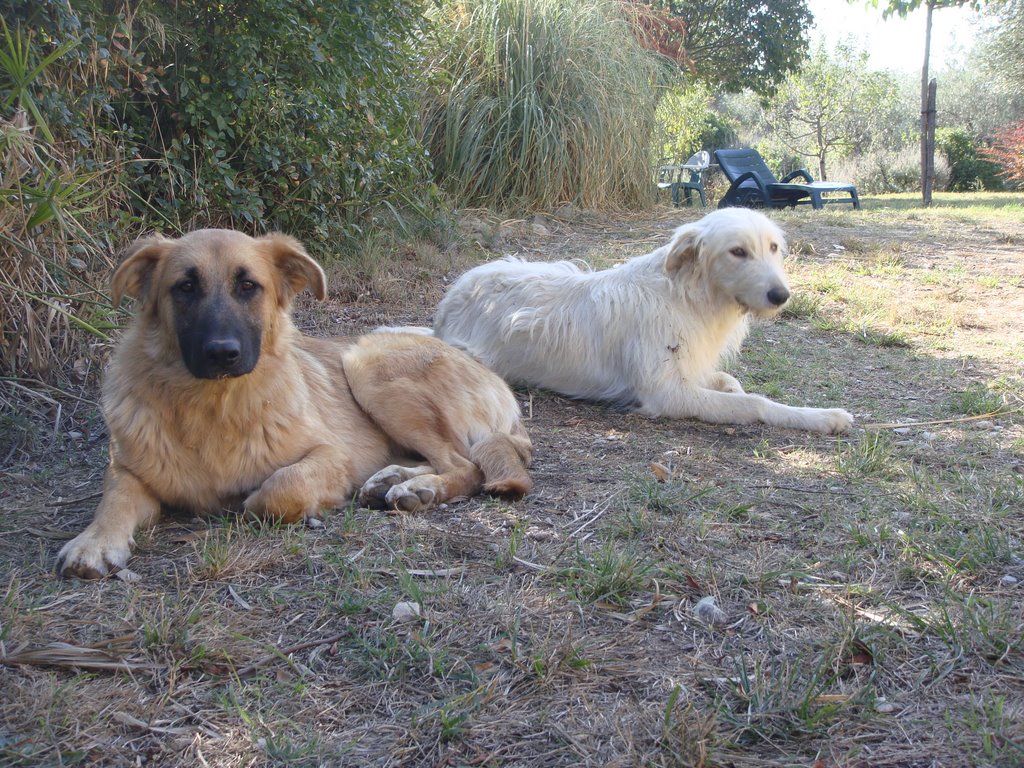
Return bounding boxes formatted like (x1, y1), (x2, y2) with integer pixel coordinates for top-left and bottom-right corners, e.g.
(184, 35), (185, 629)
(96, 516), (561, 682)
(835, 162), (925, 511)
(237, 279), (260, 297)
(730, 247), (749, 259)
(175, 279), (196, 294)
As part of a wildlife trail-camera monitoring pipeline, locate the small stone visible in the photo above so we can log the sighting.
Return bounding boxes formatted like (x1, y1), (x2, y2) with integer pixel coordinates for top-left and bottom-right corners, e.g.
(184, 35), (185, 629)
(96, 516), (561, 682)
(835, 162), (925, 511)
(554, 203), (580, 221)
(68, 257), (88, 272)
(893, 427), (911, 435)
(305, 516), (324, 529)
(392, 601), (422, 622)
(920, 431), (936, 441)
(1000, 574), (1019, 586)
(693, 596), (728, 626)
(974, 420), (994, 430)
(114, 567), (141, 583)
(874, 699), (896, 714)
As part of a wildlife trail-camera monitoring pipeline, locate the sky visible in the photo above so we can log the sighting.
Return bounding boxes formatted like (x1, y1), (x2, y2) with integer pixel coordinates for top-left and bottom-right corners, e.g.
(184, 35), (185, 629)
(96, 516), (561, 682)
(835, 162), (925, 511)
(807, 0), (983, 74)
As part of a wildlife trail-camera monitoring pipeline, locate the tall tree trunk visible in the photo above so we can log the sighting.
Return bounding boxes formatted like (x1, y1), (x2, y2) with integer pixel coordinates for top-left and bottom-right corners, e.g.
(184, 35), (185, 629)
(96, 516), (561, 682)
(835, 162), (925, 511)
(921, 0), (935, 206)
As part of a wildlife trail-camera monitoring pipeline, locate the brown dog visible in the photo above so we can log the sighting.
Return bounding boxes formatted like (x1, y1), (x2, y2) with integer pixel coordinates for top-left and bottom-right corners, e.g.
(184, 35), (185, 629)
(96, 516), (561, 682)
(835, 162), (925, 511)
(57, 229), (532, 578)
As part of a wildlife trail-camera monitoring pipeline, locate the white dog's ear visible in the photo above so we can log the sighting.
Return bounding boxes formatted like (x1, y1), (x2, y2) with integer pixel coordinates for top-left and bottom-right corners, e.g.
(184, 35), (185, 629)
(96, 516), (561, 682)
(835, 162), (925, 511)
(664, 226), (701, 274)
(259, 233), (327, 305)
(113, 235), (174, 307)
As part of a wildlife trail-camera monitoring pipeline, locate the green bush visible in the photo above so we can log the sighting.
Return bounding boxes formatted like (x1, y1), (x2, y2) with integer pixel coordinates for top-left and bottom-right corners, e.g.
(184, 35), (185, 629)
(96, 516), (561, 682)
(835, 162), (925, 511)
(420, 0), (662, 210)
(4, 0), (432, 253)
(936, 128), (1003, 192)
(654, 83), (713, 162)
(830, 148), (949, 195)
(0, 0), (431, 385)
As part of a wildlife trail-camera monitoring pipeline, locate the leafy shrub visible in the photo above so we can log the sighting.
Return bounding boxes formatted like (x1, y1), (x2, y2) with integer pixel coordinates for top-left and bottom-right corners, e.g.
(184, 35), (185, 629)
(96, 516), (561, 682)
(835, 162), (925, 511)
(936, 128), (1003, 192)
(654, 83), (712, 162)
(830, 148), (950, 195)
(5, 0), (431, 253)
(420, 0), (662, 210)
(0, 0), (432, 387)
(0, 16), (124, 380)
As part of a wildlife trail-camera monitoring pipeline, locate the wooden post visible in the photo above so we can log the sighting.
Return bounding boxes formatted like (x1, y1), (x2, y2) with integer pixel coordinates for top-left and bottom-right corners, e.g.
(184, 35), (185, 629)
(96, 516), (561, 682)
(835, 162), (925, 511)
(920, 0), (935, 206)
(924, 78), (937, 205)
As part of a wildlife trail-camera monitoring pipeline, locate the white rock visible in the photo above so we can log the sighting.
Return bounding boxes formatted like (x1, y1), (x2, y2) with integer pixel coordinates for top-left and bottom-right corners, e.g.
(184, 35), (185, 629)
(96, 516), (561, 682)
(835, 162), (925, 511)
(693, 596), (728, 626)
(392, 601), (422, 622)
(1000, 574), (1019, 586)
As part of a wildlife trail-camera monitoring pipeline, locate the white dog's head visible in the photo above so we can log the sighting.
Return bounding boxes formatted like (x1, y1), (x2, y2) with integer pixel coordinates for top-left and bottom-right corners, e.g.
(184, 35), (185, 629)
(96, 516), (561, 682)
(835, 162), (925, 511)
(663, 208), (790, 317)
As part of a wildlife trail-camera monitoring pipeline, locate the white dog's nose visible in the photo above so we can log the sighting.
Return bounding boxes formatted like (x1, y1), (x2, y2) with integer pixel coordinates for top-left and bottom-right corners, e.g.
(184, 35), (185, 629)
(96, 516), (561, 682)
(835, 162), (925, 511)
(767, 286), (790, 306)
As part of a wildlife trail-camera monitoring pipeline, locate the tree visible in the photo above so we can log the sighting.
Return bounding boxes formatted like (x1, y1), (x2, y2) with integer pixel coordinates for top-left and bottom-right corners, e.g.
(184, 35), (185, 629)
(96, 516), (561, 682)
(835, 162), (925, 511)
(760, 43), (899, 180)
(979, 0), (1024, 92)
(858, 1), (989, 205)
(644, 0), (815, 97)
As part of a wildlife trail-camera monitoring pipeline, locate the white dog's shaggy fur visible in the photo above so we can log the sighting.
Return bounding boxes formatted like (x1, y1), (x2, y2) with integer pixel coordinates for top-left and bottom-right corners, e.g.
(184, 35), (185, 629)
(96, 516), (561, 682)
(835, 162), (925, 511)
(433, 208), (852, 434)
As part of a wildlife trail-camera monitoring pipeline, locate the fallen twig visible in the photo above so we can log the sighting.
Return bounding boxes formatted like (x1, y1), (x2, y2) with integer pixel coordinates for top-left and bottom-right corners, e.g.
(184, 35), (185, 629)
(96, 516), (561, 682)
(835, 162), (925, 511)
(860, 408), (1020, 430)
(233, 629), (351, 677)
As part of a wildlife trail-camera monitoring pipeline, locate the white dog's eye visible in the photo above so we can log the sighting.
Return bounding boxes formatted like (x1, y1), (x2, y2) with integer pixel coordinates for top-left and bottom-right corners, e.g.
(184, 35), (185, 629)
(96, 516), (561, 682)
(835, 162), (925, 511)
(770, 243), (779, 253)
(730, 247), (749, 259)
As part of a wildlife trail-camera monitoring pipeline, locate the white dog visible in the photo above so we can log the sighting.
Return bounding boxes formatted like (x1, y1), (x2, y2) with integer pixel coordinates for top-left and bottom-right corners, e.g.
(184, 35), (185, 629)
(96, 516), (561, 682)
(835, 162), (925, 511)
(433, 208), (852, 434)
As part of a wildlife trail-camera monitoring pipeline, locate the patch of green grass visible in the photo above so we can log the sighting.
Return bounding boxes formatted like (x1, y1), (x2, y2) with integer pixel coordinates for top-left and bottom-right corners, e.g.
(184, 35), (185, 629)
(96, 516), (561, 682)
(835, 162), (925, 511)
(624, 473), (710, 515)
(660, 692), (719, 768)
(853, 323), (911, 348)
(959, 695), (1024, 765)
(495, 518), (528, 569)
(855, 252), (907, 277)
(779, 292), (823, 320)
(885, 589), (1023, 668)
(560, 541), (652, 606)
(611, 504), (654, 540)
(835, 432), (898, 478)
(709, 650), (865, 746)
(946, 386), (1005, 416)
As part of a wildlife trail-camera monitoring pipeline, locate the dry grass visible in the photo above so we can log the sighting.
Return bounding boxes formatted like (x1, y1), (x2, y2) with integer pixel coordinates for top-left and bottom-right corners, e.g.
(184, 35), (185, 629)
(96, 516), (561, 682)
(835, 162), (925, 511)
(2, 195), (1023, 766)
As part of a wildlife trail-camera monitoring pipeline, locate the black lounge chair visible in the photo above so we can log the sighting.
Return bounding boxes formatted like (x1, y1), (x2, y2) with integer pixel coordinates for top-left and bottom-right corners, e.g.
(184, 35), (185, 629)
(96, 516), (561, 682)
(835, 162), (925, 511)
(715, 148), (860, 210)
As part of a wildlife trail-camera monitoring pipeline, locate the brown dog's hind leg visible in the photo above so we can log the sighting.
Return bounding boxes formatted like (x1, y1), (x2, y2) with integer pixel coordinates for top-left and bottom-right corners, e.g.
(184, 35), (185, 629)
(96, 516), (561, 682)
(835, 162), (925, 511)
(344, 333), (533, 512)
(470, 430), (533, 498)
(57, 463), (161, 579)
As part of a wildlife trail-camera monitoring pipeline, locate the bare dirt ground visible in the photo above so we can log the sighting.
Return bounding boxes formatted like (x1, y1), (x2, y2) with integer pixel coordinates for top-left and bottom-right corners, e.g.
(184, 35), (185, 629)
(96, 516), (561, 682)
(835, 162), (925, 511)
(2, 196), (1022, 767)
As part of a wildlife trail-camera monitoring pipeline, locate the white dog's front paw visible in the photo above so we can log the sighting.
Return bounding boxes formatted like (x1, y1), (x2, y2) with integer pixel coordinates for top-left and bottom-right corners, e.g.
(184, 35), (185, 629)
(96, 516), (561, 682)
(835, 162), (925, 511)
(57, 524), (133, 579)
(811, 408), (854, 435)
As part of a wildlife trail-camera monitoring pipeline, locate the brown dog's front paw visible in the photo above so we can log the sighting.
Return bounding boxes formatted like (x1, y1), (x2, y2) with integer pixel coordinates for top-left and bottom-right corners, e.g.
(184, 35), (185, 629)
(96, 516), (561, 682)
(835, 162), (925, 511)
(384, 481), (437, 513)
(57, 525), (132, 579)
(244, 479), (319, 524)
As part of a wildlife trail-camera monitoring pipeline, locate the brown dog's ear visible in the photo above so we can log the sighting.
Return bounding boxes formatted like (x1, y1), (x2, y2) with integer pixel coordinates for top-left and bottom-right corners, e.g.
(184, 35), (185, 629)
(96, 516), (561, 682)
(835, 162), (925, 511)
(663, 225), (701, 274)
(259, 233), (327, 305)
(112, 236), (173, 307)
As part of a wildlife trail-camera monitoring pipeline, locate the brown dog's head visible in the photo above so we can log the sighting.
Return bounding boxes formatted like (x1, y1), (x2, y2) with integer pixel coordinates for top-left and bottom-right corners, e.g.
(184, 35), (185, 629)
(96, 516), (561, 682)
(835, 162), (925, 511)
(112, 229), (326, 379)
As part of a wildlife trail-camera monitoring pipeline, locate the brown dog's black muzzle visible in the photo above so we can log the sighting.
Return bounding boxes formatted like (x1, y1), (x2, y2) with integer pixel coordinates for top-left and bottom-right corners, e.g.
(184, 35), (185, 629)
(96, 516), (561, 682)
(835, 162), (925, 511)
(176, 290), (261, 380)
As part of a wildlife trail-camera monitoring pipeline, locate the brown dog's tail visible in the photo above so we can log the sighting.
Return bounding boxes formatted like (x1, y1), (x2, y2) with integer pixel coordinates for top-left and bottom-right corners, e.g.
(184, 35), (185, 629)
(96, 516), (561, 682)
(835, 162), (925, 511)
(470, 431), (534, 498)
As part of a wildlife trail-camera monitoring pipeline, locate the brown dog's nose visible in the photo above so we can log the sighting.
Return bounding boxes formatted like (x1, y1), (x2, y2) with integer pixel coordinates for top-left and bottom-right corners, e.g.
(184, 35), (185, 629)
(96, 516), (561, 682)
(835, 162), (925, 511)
(767, 286), (790, 307)
(204, 339), (241, 366)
